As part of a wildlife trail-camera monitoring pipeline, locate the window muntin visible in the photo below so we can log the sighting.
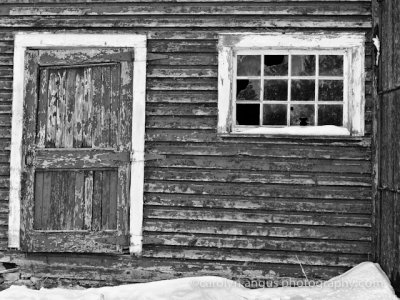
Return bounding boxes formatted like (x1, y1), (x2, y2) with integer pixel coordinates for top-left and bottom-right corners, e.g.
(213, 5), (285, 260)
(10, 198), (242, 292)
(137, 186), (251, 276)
(233, 51), (346, 130)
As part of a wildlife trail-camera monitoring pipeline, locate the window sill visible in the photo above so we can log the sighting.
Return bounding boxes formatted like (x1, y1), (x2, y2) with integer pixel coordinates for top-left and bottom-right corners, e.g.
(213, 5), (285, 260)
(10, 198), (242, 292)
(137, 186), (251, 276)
(229, 125), (351, 136)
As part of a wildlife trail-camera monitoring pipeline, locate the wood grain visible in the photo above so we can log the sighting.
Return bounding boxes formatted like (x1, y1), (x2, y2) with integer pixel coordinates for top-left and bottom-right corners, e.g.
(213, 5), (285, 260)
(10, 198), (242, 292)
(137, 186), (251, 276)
(19, 48), (134, 254)
(4, 3), (371, 16)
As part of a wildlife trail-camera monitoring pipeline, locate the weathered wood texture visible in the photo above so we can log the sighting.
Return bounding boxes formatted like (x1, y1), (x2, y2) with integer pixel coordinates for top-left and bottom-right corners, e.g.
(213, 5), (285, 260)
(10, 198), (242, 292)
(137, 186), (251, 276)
(41, 63), (121, 148)
(34, 170), (117, 231)
(20, 49), (133, 253)
(0, 0), (373, 286)
(373, 0), (400, 294)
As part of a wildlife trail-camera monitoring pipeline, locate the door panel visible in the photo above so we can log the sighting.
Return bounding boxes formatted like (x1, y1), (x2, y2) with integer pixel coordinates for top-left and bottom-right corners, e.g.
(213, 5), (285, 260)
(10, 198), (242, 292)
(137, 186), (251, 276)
(39, 64), (121, 149)
(33, 169), (118, 231)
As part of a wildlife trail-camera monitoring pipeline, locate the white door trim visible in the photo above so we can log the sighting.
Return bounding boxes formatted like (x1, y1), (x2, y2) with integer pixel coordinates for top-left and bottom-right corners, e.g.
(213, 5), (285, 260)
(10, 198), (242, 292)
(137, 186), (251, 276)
(10, 33), (147, 255)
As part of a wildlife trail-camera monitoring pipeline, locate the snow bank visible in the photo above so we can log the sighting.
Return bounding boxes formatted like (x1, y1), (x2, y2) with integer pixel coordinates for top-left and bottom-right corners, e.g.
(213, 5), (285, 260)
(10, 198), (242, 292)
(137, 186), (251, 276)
(0, 262), (398, 300)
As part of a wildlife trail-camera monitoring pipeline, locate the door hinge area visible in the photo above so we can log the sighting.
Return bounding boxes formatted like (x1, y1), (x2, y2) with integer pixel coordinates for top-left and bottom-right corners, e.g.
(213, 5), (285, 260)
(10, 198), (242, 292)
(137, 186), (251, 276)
(24, 149), (36, 168)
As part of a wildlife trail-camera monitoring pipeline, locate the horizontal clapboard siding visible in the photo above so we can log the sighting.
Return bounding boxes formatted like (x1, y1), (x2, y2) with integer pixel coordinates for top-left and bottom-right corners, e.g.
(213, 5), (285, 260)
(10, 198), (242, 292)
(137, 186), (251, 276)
(0, 41), (13, 248)
(0, 36), (11, 250)
(142, 25), (373, 281)
(1, 3), (372, 15)
(0, 0), (372, 286)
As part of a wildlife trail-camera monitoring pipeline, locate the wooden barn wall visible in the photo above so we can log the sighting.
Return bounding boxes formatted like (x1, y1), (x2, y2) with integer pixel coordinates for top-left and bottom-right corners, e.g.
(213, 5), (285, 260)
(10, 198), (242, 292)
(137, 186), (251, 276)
(0, 0), (373, 287)
(373, 0), (400, 294)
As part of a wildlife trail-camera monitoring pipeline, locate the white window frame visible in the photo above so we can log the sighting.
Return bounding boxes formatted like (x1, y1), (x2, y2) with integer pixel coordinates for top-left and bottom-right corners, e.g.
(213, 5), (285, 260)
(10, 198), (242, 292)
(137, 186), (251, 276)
(218, 32), (365, 136)
(9, 33), (147, 255)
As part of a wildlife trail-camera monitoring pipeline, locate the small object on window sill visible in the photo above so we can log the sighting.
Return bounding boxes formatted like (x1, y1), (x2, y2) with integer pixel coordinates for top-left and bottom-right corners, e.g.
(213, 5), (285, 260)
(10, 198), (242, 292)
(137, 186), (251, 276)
(299, 117), (309, 126)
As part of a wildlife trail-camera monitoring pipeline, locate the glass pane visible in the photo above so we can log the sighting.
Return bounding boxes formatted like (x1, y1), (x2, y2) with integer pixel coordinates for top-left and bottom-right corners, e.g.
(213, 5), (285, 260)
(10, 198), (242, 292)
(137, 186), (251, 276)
(263, 104), (287, 125)
(291, 80), (315, 101)
(236, 80), (260, 100)
(237, 55), (261, 76)
(291, 55), (315, 76)
(264, 55), (288, 76)
(236, 104), (260, 125)
(319, 80), (343, 101)
(264, 80), (288, 100)
(319, 55), (343, 76)
(318, 105), (343, 126)
(290, 105), (315, 126)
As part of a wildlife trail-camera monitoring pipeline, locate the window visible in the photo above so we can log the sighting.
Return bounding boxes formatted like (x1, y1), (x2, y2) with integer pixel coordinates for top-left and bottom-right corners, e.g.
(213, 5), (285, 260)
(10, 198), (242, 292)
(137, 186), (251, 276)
(218, 33), (365, 136)
(9, 33), (146, 254)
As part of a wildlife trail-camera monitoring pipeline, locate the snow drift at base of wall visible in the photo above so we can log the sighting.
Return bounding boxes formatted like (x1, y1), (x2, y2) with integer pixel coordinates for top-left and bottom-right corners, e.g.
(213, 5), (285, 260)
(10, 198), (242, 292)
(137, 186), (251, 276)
(0, 262), (398, 300)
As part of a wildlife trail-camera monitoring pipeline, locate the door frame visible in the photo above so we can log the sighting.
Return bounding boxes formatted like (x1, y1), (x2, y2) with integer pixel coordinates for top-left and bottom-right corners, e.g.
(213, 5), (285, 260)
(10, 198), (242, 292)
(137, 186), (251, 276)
(9, 32), (147, 255)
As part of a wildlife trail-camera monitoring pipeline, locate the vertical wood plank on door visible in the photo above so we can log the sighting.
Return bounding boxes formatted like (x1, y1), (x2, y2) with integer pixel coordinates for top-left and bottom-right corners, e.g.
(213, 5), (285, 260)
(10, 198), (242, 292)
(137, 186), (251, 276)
(84, 170), (93, 230)
(74, 171), (84, 230)
(46, 71), (58, 148)
(101, 66), (111, 147)
(92, 170), (102, 231)
(117, 60), (133, 234)
(49, 172), (61, 230)
(59, 172), (67, 229)
(117, 165), (130, 233)
(42, 172), (52, 230)
(119, 61), (133, 151)
(109, 171), (118, 230)
(74, 69), (84, 148)
(92, 67), (103, 148)
(55, 70), (67, 148)
(110, 64), (120, 148)
(64, 171), (76, 230)
(21, 50), (39, 248)
(37, 69), (49, 148)
(33, 172), (44, 229)
(65, 69), (77, 148)
(82, 67), (93, 148)
(101, 170), (111, 229)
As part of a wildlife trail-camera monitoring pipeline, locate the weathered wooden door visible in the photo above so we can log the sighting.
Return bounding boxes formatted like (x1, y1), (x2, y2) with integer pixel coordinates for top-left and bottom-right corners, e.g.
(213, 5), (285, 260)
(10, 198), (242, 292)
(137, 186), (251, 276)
(21, 48), (134, 253)
(374, 0), (400, 294)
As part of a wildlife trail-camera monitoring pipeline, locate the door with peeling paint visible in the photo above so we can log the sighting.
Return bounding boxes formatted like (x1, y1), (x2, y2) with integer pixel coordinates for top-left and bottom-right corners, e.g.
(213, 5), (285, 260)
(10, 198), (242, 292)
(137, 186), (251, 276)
(21, 48), (134, 253)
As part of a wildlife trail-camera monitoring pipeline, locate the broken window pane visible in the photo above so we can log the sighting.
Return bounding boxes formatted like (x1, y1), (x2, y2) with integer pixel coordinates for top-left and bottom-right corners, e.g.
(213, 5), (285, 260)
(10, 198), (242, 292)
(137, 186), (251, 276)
(290, 105), (315, 126)
(291, 55), (316, 76)
(263, 104), (287, 125)
(264, 55), (288, 76)
(318, 105), (343, 126)
(236, 79), (261, 100)
(319, 55), (343, 76)
(236, 104), (260, 125)
(319, 80), (343, 101)
(237, 55), (261, 76)
(264, 80), (288, 100)
(291, 80), (315, 101)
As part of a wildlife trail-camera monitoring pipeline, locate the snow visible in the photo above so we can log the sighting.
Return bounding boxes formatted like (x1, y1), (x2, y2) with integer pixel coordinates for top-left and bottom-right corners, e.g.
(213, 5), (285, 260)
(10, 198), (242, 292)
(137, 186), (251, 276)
(234, 126), (350, 136)
(0, 262), (398, 300)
